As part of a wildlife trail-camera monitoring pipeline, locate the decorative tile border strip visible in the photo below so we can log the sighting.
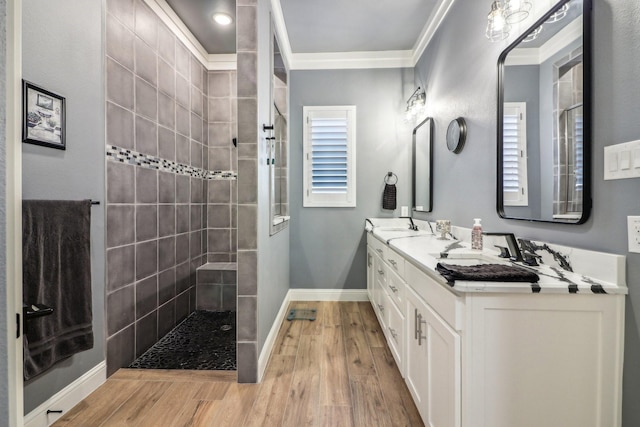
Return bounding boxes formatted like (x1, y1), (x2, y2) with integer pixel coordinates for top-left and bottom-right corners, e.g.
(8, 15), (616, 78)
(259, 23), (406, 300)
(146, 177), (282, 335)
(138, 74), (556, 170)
(106, 145), (237, 180)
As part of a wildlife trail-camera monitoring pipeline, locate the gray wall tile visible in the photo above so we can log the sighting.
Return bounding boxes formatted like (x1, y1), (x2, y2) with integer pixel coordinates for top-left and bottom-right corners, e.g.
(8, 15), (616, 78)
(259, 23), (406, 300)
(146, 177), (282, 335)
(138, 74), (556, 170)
(208, 204), (230, 228)
(135, 114), (157, 156)
(176, 104), (190, 137)
(106, 325), (135, 377)
(158, 300), (176, 337)
(135, 310), (158, 357)
(158, 127), (175, 161)
(158, 267), (176, 304)
(208, 180), (231, 203)
(237, 98), (257, 145)
(107, 102), (134, 149)
(158, 58), (175, 98)
(158, 92), (175, 129)
(191, 141), (203, 168)
(107, 285), (135, 335)
(158, 204), (176, 237)
(191, 178), (203, 203)
(195, 284), (222, 310)
(191, 85), (203, 117)
(107, 204), (135, 247)
(208, 122), (231, 147)
(136, 239), (158, 280)
(190, 57), (203, 90)
(190, 231), (202, 257)
(135, 77), (157, 120)
(158, 171), (175, 203)
(134, 0), (157, 49)
(107, 0), (134, 29)
(176, 134), (190, 164)
(158, 236), (176, 271)
(222, 285), (237, 310)
(175, 41), (189, 78)
(208, 72), (230, 97)
(237, 159), (257, 203)
(190, 204), (202, 230)
(208, 97), (231, 122)
(135, 167), (158, 203)
(136, 204), (157, 241)
(236, 6), (257, 52)
(134, 36), (157, 86)
(107, 58), (134, 109)
(107, 14), (134, 71)
(175, 261), (190, 293)
(107, 245), (135, 292)
(107, 161), (135, 204)
(237, 205), (257, 250)
(190, 112), (203, 142)
(208, 229), (231, 253)
(176, 204), (190, 234)
(237, 342), (257, 383)
(209, 147), (231, 171)
(176, 291), (190, 323)
(237, 250), (257, 296)
(176, 234), (190, 263)
(175, 174), (190, 203)
(157, 23), (175, 66)
(176, 74), (190, 108)
(236, 52), (257, 98)
(135, 275), (157, 319)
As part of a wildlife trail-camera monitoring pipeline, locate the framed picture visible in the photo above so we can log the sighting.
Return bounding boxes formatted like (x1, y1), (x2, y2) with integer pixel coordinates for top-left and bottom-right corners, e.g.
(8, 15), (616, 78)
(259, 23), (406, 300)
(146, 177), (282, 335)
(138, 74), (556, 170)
(22, 80), (66, 150)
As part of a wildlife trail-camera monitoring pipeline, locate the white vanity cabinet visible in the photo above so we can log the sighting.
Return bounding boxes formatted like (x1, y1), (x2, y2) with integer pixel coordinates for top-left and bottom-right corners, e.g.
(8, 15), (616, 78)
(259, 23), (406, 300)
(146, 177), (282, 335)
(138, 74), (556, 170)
(405, 261), (462, 427)
(366, 230), (625, 427)
(367, 234), (406, 374)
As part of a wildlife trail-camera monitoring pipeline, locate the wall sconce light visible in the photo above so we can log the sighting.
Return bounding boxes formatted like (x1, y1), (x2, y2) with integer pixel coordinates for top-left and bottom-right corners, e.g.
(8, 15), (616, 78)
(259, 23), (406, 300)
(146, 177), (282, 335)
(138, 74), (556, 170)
(504, 0), (532, 24)
(486, 1), (510, 42)
(405, 87), (426, 122)
(546, 3), (570, 23)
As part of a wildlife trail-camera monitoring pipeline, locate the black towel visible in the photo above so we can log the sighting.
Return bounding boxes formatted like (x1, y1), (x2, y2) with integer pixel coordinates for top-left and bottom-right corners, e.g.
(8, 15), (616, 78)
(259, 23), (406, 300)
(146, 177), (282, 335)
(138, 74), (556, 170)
(22, 200), (93, 380)
(436, 262), (540, 285)
(382, 183), (397, 210)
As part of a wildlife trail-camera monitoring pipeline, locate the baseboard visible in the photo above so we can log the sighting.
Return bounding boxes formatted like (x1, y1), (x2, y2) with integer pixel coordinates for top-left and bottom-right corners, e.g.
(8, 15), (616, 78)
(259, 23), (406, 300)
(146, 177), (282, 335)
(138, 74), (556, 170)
(288, 288), (369, 301)
(24, 361), (106, 427)
(257, 290), (292, 381)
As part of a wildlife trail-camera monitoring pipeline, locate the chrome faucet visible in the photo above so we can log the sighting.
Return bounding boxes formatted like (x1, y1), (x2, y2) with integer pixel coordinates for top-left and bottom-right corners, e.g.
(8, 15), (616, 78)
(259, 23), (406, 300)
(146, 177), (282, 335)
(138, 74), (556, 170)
(482, 232), (523, 262)
(400, 216), (419, 231)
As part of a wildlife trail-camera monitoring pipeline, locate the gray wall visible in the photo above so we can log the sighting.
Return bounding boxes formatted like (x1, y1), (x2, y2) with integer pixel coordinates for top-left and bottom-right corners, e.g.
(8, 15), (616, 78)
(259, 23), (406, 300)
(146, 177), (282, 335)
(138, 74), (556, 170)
(289, 68), (414, 289)
(412, 0), (640, 425)
(22, 0), (105, 414)
(256, 0), (290, 358)
(0, 0), (9, 423)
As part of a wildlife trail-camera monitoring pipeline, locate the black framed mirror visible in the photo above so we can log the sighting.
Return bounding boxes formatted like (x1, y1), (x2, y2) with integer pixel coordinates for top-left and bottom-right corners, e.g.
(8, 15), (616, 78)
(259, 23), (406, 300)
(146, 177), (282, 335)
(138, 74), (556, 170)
(497, 0), (591, 224)
(412, 117), (433, 213)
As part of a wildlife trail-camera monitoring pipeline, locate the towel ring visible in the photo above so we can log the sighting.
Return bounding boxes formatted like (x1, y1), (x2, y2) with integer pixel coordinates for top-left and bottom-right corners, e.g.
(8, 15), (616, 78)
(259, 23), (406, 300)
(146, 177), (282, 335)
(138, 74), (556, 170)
(384, 172), (398, 185)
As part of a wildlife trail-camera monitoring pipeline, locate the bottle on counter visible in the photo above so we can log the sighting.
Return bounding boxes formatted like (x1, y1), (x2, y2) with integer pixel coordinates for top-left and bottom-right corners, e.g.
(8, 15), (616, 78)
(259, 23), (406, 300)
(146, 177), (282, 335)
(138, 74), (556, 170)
(471, 218), (483, 250)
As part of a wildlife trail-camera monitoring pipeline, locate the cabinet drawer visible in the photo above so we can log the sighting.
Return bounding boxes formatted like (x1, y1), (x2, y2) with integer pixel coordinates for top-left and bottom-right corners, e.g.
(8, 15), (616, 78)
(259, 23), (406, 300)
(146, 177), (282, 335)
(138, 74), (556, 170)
(386, 293), (405, 376)
(386, 266), (405, 311)
(368, 235), (387, 260)
(384, 247), (405, 278)
(374, 253), (387, 287)
(405, 261), (464, 331)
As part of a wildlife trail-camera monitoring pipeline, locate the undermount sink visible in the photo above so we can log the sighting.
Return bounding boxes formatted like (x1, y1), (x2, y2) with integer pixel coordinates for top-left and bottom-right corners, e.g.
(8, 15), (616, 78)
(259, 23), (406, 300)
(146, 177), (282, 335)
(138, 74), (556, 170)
(429, 252), (508, 266)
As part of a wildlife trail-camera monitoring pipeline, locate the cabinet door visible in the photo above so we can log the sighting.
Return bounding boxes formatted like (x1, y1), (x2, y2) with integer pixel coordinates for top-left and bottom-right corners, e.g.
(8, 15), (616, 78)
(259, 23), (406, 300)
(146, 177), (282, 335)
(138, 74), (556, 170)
(366, 246), (375, 301)
(406, 286), (461, 427)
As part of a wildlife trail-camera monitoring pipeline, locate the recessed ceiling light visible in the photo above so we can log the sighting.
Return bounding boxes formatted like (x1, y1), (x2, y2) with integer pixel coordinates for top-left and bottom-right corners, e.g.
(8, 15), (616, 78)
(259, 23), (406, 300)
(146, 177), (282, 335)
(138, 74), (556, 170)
(212, 13), (232, 26)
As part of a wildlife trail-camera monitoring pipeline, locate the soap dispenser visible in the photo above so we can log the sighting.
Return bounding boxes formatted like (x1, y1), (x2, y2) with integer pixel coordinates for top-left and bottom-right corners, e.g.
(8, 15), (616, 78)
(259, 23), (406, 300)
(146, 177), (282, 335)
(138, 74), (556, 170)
(471, 218), (483, 250)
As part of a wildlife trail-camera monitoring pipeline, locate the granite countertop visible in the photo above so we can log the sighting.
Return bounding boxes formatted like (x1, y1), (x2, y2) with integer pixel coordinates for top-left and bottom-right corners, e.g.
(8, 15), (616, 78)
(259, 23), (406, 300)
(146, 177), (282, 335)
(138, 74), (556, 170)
(366, 218), (628, 296)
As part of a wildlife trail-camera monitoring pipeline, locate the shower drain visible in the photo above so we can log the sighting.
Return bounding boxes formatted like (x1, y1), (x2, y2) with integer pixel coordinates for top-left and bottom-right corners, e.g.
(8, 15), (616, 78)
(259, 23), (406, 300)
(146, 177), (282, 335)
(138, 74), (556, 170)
(220, 324), (232, 331)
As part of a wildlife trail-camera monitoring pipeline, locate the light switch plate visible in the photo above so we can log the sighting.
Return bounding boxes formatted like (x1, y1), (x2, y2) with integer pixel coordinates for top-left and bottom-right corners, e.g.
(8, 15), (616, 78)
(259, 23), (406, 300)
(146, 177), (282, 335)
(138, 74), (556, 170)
(605, 140), (640, 180)
(628, 216), (640, 253)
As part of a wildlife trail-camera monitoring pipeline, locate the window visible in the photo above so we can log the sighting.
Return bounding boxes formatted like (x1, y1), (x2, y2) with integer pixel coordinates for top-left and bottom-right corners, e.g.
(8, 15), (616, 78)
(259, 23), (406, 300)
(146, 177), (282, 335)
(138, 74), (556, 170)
(303, 106), (356, 207)
(503, 102), (528, 206)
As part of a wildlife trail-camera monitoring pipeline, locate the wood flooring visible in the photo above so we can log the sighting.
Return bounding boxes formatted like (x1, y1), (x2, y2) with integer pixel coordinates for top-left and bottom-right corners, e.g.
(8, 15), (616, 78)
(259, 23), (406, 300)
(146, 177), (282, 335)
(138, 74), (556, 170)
(52, 301), (423, 427)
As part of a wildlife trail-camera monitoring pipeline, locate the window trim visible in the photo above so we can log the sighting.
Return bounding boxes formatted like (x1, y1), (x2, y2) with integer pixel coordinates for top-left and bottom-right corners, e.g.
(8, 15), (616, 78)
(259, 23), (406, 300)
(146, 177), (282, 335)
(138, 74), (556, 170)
(303, 105), (356, 208)
(503, 102), (529, 207)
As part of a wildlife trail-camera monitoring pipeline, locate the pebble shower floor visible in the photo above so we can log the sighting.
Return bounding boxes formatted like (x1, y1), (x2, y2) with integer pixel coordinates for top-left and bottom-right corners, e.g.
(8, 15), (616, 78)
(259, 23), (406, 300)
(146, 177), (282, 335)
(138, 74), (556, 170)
(129, 310), (236, 370)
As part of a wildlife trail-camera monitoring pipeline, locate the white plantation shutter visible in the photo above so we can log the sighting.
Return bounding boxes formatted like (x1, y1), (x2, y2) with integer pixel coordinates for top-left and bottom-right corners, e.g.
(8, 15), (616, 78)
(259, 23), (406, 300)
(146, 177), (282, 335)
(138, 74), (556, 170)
(503, 102), (528, 206)
(303, 106), (356, 207)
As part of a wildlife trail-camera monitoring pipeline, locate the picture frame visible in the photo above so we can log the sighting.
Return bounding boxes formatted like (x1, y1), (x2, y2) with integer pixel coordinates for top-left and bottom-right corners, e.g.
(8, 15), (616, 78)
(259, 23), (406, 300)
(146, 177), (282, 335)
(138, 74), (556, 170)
(22, 80), (66, 150)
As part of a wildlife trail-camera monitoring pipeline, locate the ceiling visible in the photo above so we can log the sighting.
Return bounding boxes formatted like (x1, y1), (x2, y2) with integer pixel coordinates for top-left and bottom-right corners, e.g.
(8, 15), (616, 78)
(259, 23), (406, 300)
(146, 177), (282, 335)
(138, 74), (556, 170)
(161, 0), (449, 62)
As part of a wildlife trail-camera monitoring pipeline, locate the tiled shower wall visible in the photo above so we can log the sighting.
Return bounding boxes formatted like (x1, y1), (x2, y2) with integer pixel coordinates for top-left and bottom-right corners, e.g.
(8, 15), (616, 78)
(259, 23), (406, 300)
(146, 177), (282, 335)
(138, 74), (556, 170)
(104, 0), (237, 376)
(207, 71), (238, 263)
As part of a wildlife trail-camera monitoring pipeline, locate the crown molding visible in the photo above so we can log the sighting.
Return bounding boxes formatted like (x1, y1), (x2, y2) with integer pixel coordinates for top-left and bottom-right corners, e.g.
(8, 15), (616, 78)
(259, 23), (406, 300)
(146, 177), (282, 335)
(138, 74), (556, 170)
(289, 50), (414, 70)
(412, 0), (456, 65)
(143, 0), (237, 70)
(506, 17), (582, 66)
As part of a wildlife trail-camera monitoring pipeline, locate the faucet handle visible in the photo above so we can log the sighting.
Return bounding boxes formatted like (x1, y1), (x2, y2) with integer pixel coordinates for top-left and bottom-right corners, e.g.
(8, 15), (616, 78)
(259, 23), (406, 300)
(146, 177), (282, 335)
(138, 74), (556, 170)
(522, 251), (542, 266)
(494, 245), (510, 258)
(482, 232), (523, 262)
